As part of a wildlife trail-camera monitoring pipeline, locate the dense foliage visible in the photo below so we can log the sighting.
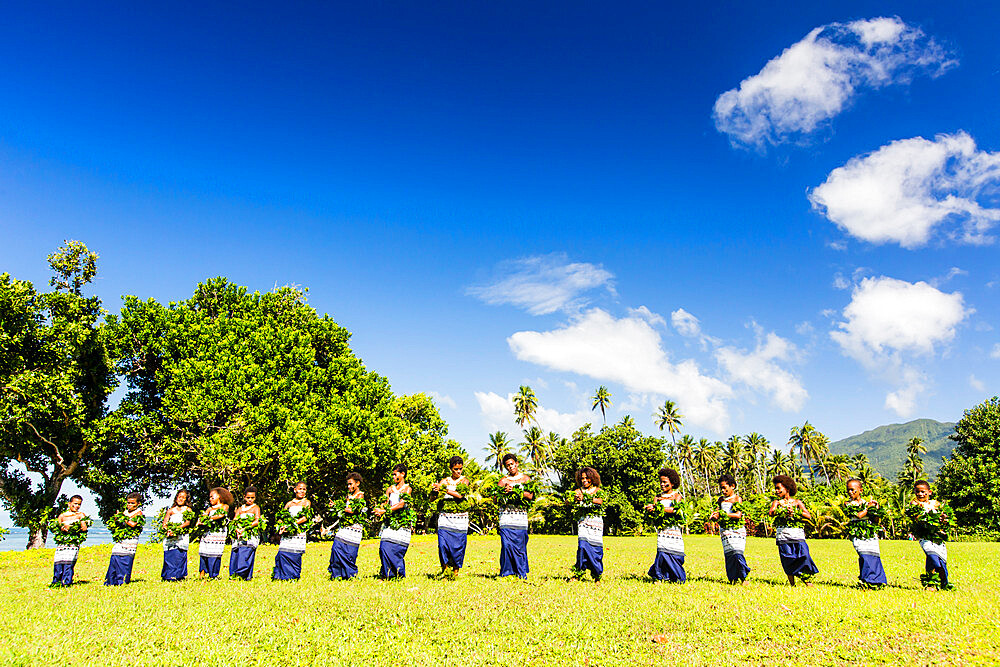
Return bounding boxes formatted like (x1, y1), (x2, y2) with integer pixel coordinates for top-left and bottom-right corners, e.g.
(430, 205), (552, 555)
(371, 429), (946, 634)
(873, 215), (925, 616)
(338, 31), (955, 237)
(937, 397), (1000, 531)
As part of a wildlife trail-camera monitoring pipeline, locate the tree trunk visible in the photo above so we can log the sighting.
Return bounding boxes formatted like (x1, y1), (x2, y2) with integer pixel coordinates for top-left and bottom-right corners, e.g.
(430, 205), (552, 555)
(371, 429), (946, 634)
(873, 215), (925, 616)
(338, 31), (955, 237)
(27, 525), (47, 550)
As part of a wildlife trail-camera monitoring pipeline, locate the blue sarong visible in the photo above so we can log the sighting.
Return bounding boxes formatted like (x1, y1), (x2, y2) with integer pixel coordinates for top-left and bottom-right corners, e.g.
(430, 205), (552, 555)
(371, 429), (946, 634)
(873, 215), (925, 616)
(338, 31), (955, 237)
(575, 515), (604, 579)
(379, 540), (408, 579)
(438, 528), (468, 570)
(161, 547), (188, 581)
(851, 537), (887, 587)
(199, 555), (222, 578)
(498, 508), (529, 578)
(104, 554), (135, 586)
(649, 527), (686, 582)
(52, 545), (79, 587)
(272, 550), (302, 581)
(229, 545), (256, 580)
(777, 540), (819, 580)
(921, 539), (949, 587)
(329, 537), (360, 580)
(721, 528), (750, 583)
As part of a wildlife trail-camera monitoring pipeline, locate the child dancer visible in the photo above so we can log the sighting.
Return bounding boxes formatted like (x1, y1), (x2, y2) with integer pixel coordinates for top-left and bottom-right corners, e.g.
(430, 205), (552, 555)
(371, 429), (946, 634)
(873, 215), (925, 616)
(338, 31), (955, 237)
(571, 467), (604, 582)
(229, 486), (261, 581)
(433, 456), (470, 578)
(105, 493), (144, 586)
(844, 478), (887, 588)
(197, 487), (232, 579)
(646, 468), (686, 583)
(162, 489), (194, 581)
(51, 495), (90, 587)
(711, 474), (750, 584)
(375, 464), (413, 579)
(328, 472), (367, 580)
(769, 475), (818, 586)
(910, 480), (952, 590)
(273, 481), (312, 581)
(497, 454), (534, 579)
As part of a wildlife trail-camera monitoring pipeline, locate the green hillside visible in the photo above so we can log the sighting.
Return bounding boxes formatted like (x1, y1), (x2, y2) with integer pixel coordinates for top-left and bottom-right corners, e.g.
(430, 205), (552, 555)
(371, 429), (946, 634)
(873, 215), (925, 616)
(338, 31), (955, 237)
(829, 418), (956, 479)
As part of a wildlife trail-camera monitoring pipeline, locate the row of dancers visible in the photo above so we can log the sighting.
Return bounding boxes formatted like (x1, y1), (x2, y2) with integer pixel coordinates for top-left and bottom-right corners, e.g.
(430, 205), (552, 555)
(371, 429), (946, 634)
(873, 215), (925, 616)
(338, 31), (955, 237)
(48, 454), (952, 590)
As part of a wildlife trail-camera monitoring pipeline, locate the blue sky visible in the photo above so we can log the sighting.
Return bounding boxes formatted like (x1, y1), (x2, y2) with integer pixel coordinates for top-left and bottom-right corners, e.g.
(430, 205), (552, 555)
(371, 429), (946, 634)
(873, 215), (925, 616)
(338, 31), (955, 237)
(3, 1), (999, 499)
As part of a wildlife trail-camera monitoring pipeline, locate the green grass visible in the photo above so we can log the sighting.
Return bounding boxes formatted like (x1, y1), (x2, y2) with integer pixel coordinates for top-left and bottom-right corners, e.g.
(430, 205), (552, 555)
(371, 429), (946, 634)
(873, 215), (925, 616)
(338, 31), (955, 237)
(1, 535), (995, 665)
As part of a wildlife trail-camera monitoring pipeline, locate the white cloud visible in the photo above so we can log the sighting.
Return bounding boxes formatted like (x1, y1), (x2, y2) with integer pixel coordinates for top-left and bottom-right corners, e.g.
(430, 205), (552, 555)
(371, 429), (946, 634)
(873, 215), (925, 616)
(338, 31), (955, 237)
(714, 17), (954, 147)
(474, 391), (592, 437)
(832, 273), (850, 290)
(467, 253), (614, 315)
(671, 308), (702, 337)
(506, 308), (733, 432)
(716, 332), (808, 411)
(427, 391), (457, 410)
(970, 375), (986, 392)
(991, 344), (1000, 360)
(810, 132), (1000, 248)
(831, 276), (972, 415)
(629, 305), (666, 326)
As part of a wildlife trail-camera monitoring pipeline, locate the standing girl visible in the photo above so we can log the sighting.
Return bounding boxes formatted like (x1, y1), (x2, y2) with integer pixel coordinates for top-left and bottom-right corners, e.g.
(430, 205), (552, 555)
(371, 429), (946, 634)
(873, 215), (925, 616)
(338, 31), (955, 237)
(645, 468), (686, 583)
(711, 474), (750, 584)
(229, 486), (261, 581)
(161, 489), (195, 581)
(497, 454), (535, 579)
(374, 464), (413, 579)
(328, 472), (367, 580)
(104, 493), (144, 586)
(272, 481), (313, 581)
(433, 457), (470, 578)
(197, 487), (233, 579)
(570, 467), (604, 582)
(50, 495), (91, 587)
(844, 478), (887, 588)
(769, 475), (818, 586)
(908, 480), (953, 590)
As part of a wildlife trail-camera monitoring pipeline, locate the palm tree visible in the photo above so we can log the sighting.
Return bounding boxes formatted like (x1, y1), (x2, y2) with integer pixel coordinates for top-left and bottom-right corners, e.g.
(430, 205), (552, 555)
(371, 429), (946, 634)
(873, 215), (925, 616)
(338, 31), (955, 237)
(825, 454), (853, 482)
(677, 434), (696, 494)
(486, 431), (510, 472)
(619, 414), (636, 429)
(693, 438), (716, 494)
(723, 434), (747, 484)
(655, 400), (685, 487)
(513, 385), (538, 428)
(520, 426), (550, 474)
(744, 432), (770, 494)
(766, 449), (794, 479)
(591, 386), (612, 426)
(787, 421), (830, 485)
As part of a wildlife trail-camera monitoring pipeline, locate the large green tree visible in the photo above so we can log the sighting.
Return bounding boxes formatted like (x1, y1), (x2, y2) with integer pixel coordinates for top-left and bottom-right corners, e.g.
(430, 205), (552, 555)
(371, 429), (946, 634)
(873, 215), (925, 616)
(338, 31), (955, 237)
(105, 277), (410, 517)
(0, 242), (118, 548)
(937, 396), (1000, 530)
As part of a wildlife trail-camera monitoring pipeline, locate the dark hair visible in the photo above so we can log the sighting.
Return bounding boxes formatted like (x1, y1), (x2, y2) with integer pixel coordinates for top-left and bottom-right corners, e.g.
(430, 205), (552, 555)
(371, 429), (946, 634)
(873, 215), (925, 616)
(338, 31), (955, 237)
(293, 480), (308, 488)
(449, 456), (464, 468)
(914, 479), (931, 491)
(846, 477), (862, 489)
(346, 472), (363, 484)
(211, 487), (235, 507)
(125, 492), (142, 503)
(69, 494), (83, 503)
(575, 467), (601, 488)
(172, 489), (191, 507)
(393, 464), (408, 476)
(718, 474), (736, 487)
(502, 453), (518, 466)
(659, 468), (681, 490)
(772, 475), (797, 496)
(243, 486), (258, 496)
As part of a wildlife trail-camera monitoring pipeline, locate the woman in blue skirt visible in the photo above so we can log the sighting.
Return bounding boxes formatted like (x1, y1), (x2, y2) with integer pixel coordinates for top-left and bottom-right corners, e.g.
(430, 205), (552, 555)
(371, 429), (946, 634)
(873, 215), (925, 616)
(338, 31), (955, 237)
(646, 468), (686, 583)
(769, 474), (818, 586)
(497, 454), (534, 579)
(844, 478), (887, 588)
(711, 474), (751, 584)
(376, 464), (413, 579)
(571, 467), (604, 582)
(105, 493), (144, 586)
(273, 481), (312, 581)
(51, 495), (91, 587)
(197, 487), (232, 579)
(329, 472), (367, 580)
(911, 480), (952, 590)
(229, 486), (261, 580)
(433, 456), (470, 578)
(161, 489), (194, 581)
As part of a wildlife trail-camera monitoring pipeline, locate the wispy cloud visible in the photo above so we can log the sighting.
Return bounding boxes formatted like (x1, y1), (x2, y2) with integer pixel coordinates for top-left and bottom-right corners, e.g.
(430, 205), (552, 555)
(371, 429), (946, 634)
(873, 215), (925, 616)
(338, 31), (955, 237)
(474, 391), (593, 436)
(467, 253), (614, 315)
(714, 17), (954, 148)
(810, 132), (1000, 248)
(716, 330), (808, 412)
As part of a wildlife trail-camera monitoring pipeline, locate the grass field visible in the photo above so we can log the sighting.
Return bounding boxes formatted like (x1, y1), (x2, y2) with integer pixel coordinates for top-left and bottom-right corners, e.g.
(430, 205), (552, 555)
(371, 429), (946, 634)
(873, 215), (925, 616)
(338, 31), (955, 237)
(1, 534), (996, 666)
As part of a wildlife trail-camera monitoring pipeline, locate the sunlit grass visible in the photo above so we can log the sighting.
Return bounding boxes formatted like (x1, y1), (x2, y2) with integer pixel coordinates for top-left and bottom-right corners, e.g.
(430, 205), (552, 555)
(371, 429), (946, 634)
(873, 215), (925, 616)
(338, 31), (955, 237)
(1, 535), (995, 665)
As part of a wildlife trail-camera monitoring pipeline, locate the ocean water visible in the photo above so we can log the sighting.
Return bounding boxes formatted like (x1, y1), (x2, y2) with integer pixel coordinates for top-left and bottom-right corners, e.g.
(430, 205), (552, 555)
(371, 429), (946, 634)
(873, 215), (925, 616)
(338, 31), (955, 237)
(1, 526), (158, 552)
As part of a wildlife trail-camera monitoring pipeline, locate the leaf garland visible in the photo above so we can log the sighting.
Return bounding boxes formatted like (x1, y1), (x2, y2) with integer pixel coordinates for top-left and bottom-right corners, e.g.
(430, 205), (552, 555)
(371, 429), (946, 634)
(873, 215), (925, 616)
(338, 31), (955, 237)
(645, 499), (688, 529)
(564, 488), (606, 520)
(192, 507), (230, 542)
(716, 502), (745, 530)
(229, 514), (267, 542)
(488, 480), (539, 510)
(274, 505), (315, 536)
(330, 497), (369, 526)
(106, 510), (146, 542)
(920, 571), (955, 590)
(842, 500), (884, 540)
(771, 502), (806, 528)
(149, 508), (197, 543)
(372, 493), (416, 531)
(435, 483), (472, 514)
(48, 515), (91, 547)
(906, 502), (953, 544)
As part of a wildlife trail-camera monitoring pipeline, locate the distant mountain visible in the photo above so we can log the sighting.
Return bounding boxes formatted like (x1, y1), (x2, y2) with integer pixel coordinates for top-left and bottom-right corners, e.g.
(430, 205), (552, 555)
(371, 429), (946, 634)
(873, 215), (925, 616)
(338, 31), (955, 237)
(829, 419), (956, 479)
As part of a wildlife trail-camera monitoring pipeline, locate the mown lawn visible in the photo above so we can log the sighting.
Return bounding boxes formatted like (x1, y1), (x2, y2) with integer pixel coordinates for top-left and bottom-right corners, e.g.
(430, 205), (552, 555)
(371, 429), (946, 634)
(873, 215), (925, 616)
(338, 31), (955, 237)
(1, 534), (996, 666)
